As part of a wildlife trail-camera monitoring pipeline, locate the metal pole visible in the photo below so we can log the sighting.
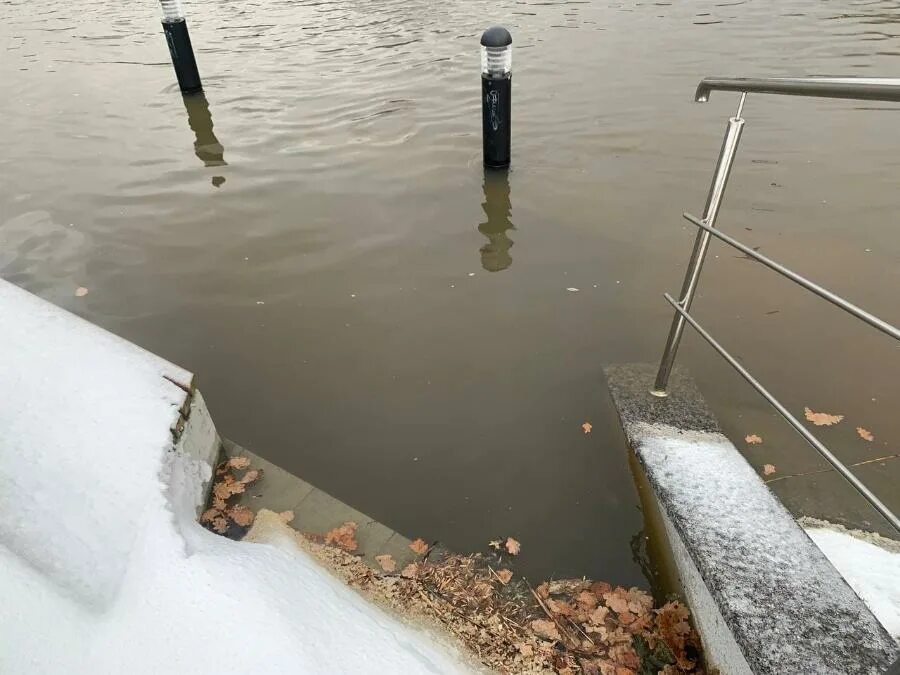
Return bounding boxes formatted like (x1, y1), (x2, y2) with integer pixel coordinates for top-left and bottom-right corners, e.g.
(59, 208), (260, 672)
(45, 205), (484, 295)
(651, 94), (746, 397)
(663, 293), (900, 535)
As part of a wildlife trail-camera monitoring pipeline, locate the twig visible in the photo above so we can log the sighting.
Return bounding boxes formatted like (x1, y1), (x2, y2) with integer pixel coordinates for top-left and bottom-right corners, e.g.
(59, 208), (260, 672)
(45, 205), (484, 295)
(765, 453), (899, 484)
(525, 579), (578, 645)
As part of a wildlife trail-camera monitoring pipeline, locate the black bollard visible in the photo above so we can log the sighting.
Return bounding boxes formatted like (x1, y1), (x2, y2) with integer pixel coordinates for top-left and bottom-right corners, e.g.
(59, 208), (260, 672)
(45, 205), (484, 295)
(160, 0), (203, 95)
(480, 26), (512, 169)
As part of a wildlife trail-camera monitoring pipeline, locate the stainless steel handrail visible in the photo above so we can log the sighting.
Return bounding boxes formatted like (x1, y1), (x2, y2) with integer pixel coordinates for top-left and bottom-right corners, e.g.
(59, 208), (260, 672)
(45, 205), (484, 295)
(682, 212), (900, 342)
(695, 76), (900, 103)
(663, 294), (900, 534)
(652, 76), (900, 535)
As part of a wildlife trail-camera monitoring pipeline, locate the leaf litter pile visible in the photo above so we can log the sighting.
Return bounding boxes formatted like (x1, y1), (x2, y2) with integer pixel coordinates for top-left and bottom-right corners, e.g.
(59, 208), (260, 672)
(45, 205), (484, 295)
(205, 458), (706, 675)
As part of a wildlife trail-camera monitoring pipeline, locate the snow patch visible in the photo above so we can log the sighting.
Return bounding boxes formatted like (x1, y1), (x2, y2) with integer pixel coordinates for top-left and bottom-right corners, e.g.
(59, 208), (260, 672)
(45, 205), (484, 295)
(803, 521), (900, 641)
(0, 280), (471, 674)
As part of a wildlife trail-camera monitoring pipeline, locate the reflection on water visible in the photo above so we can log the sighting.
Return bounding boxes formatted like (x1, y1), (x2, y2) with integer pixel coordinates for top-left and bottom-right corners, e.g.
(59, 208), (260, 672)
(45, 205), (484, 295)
(478, 169), (514, 272)
(182, 93), (226, 170)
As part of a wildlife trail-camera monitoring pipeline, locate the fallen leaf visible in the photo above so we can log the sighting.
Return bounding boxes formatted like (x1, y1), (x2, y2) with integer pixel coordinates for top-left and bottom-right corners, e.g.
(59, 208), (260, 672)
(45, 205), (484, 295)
(400, 563), (419, 579)
(278, 510), (294, 523)
(495, 569), (513, 585)
(227, 505), (255, 527)
(517, 643), (534, 658)
(211, 516), (228, 534)
(576, 590), (598, 610)
(857, 427), (875, 442)
(200, 508), (220, 523)
(582, 422), (593, 434)
(530, 619), (562, 641)
(409, 538), (429, 555)
(213, 497), (226, 511)
(227, 456), (251, 470)
(375, 554), (396, 572)
(239, 469), (262, 485)
(489, 539), (502, 551)
(75, 286), (89, 297)
(505, 537), (521, 556)
(325, 522), (358, 552)
(763, 464), (776, 476)
(745, 434), (763, 445)
(213, 479), (245, 500)
(804, 407), (844, 426)
(604, 588), (630, 614)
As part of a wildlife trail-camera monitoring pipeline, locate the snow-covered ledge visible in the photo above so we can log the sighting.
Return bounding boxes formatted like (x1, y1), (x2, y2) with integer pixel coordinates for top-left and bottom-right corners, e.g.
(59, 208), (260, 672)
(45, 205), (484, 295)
(0, 280), (473, 674)
(605, 364), (899, 675)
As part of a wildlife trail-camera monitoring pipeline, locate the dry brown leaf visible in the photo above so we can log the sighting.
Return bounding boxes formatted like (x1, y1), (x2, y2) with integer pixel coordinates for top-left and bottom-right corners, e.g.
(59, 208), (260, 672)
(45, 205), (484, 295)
(409, 538), (429, 555)
(763, 463), (776, 476)
(745, 434), (763, 445)
(200, 508), (220, 523)
(494, 568), (513, 585)
(325, 522), (359, 552)
(75, 286), (89, 297)
(400, 563), (419, 579)
(582, 422), (593, 434)
(857, 427), (875, 442)
(213, 497), (226, 511)
(517, 643), (534, 658)
(505, 537), (521, 556)
(530, 619), (562, 642)
(213, 480), (245, 500)
(577, 590), (598, 610)
(211, 516), (228, 534)
(227, 505), (255, 527)
(488, 539), (502, 551)
(804, 407), (844, 426)
(278, 510), (295, 523)
(603, 588), (630, 614)
(375, 554), (396, 572)
(227, 456), (251, 470)
(239, 469), (262, 485)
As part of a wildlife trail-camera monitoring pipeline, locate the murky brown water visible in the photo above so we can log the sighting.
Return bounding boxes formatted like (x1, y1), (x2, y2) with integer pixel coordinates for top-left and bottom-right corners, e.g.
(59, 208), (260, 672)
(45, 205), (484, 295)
(2, 0), (899, 584)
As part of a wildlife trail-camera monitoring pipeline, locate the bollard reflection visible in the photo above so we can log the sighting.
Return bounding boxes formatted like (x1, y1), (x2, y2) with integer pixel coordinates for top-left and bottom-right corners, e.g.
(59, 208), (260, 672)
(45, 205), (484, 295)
(478, 169), (514, 272)
(182, 93), (226, 168)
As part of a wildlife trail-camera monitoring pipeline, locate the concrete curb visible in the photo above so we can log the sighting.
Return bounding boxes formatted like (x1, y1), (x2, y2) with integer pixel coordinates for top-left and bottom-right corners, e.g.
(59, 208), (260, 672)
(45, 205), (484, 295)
(605, 363), (899, 674)
(220, 439), (421, 571)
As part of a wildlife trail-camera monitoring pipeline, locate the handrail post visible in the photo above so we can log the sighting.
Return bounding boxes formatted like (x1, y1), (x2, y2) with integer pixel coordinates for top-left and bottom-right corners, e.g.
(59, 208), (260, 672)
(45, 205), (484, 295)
(651, 95), (746, 396)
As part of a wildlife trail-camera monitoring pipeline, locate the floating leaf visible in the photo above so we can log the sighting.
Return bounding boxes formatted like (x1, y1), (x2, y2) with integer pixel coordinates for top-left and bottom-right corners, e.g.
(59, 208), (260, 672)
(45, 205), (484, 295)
(75, 286), (89, 297)
(763, 464), (776, 476)
(856, 427), (875, 442)
(804, 407), (844, 427)
(200, 508), (220, 523)
(582, 422), (593, 434)
(375, 554), (396, 572)
(745, 434), (763, 445)
(325, 522), (358, 552)
(211, 516), (228, 534)
(488, 539), (502, 551)
(400, 563), (419, 579)
(505, 537), (521, 556)
(409, 538), (429, 555)
(278, 510), (295, 523)
(495, 569), (513, 585)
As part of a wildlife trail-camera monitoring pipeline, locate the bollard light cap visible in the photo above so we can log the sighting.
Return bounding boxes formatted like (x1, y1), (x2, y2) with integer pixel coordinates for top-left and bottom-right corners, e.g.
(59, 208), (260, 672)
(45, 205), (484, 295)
(480, 26), (512, 47)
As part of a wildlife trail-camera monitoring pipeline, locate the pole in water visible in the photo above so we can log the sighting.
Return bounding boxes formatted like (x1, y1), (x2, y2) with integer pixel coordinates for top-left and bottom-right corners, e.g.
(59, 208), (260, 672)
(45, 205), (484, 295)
(160, 0), (203, 95)
(480, 26), (512, 169)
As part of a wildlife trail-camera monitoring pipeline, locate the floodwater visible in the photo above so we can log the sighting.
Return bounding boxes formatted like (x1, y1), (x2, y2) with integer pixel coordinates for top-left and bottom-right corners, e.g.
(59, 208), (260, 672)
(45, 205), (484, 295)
(2, 0), (899, 584)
